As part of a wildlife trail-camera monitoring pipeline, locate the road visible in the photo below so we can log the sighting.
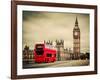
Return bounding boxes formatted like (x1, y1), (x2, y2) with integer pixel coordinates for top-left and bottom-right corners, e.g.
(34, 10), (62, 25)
(23, 60), (89, 69)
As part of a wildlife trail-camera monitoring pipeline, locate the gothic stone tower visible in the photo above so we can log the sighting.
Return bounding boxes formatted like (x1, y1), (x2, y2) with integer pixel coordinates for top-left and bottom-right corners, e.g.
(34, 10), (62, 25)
(55, 40), (64, 61)
(45, 40), (53, 45)
(73, 17), (80, 60)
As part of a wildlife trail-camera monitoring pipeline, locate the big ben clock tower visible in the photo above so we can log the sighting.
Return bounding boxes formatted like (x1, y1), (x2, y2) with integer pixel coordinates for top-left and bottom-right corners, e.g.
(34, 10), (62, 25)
(73, 17), (80, 60)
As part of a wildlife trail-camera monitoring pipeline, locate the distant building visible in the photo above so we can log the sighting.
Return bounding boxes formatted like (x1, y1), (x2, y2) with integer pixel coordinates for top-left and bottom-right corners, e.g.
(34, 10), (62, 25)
(64, 48), (71, 60)
(23, 45), (33, 64)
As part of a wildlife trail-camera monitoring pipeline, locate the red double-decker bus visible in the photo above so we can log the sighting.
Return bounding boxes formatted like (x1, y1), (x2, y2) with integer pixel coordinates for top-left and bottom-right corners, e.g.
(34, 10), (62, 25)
(34, 43), (57, 63)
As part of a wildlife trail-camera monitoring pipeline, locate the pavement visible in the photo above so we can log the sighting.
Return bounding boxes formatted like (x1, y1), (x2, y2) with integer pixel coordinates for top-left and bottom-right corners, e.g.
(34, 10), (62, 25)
(23, 60), (89, 69)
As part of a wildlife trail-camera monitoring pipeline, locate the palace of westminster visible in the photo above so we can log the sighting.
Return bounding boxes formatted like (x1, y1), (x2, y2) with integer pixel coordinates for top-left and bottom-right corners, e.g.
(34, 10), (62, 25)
(44, 17), (80, 61)
(23, 17), (89, 62)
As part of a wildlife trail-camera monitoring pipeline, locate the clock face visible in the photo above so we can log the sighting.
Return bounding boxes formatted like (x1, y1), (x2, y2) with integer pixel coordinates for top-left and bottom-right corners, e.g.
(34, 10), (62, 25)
(74, 32), (78, 36)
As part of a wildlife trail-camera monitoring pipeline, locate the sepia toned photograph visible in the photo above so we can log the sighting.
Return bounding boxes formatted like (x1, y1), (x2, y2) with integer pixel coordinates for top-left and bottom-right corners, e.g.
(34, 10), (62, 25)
(11, 1), (97, 79)
(22, 11), (90, 68)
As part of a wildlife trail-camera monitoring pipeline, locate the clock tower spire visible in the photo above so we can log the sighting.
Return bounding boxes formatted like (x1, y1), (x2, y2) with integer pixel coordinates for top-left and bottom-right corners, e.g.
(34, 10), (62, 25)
(75, 17), (78, 26)
(73, 17), (80, 60)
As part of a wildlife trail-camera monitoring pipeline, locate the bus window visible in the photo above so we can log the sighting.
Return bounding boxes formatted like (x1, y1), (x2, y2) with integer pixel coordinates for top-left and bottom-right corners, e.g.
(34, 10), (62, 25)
(36, 44), (44, 49)
(36, 49), (44, 55)
(47, 53), (52, 57)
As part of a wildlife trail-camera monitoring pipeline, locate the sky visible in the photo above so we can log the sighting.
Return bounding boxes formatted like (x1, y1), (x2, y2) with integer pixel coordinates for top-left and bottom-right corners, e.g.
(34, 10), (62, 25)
(22, 11), (90, 53)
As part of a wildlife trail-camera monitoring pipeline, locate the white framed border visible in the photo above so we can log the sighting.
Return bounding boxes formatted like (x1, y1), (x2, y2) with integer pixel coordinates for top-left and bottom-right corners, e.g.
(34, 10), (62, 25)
(17, 5), (95, 75)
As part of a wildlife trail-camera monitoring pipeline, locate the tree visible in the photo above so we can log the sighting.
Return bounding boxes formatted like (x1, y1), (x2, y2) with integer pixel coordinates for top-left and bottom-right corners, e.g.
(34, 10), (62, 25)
(86, 52), (90, 59)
